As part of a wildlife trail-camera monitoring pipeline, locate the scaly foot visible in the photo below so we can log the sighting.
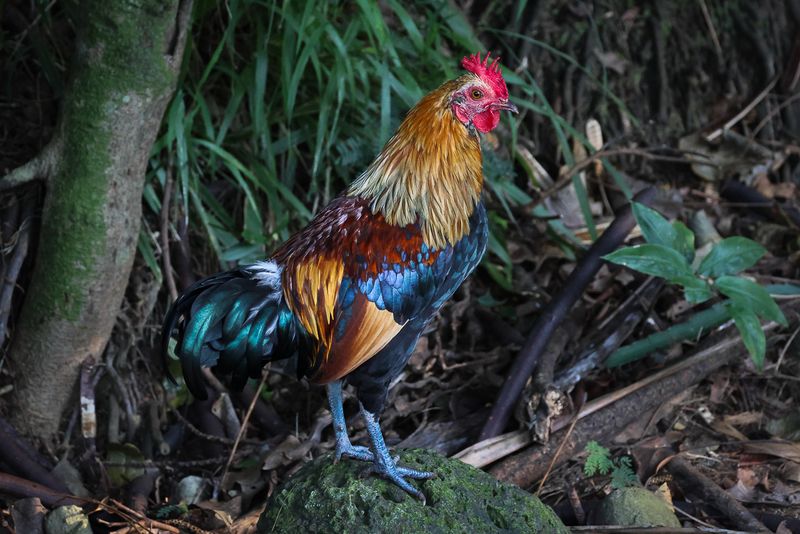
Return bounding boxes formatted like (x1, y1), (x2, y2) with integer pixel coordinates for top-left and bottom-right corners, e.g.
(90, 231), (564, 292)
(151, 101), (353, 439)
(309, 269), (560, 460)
(334, 440), (373, 463)
(365, 457), (434, 504)
(358, 402), (434, 504)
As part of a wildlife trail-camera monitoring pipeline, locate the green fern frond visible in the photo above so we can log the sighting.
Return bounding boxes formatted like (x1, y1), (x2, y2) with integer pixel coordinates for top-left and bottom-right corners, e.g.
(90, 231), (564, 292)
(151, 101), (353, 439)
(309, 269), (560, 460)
(584, 440), (614, 476)
(610, 456), (638, 489)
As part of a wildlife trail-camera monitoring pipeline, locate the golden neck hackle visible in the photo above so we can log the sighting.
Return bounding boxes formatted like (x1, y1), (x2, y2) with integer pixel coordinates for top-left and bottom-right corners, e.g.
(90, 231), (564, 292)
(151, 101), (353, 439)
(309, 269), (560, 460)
(348, 76), (483, 249)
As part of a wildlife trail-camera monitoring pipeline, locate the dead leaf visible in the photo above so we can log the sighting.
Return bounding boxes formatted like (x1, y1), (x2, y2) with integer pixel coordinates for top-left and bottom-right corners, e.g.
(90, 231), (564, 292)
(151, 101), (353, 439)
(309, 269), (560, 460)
(743, 441), (800, 463)
(781, 462), (800, 483)
(262, 412), (332, 470)
(711, 420), (748, 441)
(593, 49), (628, 75)
(197, 496), (240, 526)
(709, 372), (730, 404)
(656, 482), (673, 506)
(724, 412), (763, 426)
(679, 132), (770, 182)
(753, 173), (798, 199)
(728, 479), (756, 501)
(586, 119), (604, 175)
(767, 413), (800, 441)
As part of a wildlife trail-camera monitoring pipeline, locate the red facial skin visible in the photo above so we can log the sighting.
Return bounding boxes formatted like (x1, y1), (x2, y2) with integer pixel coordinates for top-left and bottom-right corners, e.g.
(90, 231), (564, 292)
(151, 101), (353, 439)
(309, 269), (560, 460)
(451, 85), (513, 133)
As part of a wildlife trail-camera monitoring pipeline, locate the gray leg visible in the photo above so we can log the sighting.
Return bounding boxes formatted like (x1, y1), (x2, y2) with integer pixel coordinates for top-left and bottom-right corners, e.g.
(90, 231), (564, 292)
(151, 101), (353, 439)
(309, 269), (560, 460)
(360, 402), (434, 504)
(326, 380), (372, 462)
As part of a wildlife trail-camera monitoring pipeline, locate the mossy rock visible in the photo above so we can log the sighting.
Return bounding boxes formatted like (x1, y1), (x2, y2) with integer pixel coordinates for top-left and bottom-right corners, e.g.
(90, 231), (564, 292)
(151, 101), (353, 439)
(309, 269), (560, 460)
(259, 449), (566, 533)
(593, 487), (680, 527)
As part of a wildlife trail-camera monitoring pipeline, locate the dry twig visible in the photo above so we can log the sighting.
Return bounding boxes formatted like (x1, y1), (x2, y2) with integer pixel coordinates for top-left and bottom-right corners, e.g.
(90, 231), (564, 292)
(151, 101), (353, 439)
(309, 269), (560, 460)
(667, 457), (770, 533)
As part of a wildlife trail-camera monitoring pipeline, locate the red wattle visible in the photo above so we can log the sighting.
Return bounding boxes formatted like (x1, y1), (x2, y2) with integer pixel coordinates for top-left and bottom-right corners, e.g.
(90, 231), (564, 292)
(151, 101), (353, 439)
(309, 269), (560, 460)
(473, 109), (500, 133)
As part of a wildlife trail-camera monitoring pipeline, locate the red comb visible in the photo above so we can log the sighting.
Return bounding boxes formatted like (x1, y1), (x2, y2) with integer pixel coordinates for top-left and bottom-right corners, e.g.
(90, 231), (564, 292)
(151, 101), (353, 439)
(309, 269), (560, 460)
(461, 52), (508, 99)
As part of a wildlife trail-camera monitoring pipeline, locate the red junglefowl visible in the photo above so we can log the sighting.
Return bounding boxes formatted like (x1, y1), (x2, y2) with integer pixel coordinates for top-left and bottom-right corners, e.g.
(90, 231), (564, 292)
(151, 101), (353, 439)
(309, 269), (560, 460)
(161, 52), (517, 502)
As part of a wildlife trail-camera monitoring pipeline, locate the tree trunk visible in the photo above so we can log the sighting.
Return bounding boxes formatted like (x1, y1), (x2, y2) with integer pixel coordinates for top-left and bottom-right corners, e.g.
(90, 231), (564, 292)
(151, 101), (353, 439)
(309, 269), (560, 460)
(9, 0), (192, 441)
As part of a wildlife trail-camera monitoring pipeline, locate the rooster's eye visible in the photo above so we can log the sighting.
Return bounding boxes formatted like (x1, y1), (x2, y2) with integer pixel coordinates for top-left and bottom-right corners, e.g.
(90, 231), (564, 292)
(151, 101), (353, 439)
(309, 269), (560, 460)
(470, 89), (483, 100)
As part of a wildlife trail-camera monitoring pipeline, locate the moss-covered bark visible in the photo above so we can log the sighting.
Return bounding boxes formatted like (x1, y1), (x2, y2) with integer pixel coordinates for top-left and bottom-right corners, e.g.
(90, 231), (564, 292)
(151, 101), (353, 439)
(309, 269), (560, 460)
(9, 0), (191, 440)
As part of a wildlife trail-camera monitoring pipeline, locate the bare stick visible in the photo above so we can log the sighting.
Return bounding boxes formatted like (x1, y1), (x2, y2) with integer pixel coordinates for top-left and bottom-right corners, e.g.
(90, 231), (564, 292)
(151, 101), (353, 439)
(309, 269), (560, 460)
(104, 498), (181, 534)
(0, 200), (33, 342)
(667, 457), (770, 533)
(479, 187), (656, 440)
(0, 472), (81, 508)
(705, 78), (778, 142)
(219, 369), (269, 494)
(536, 388), (586, 496)
(544, 149), (700, 199)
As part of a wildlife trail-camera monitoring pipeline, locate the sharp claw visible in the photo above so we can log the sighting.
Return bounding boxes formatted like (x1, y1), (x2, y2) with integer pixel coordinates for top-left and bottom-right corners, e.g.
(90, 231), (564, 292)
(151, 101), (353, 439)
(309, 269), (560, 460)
(366, 460), (434, 503)
(356, 404), (430, 504)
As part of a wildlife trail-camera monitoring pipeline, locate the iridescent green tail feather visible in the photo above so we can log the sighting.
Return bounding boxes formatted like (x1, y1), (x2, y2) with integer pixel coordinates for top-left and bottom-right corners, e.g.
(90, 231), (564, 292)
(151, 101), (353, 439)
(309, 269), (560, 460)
(161, 261), (306, 399)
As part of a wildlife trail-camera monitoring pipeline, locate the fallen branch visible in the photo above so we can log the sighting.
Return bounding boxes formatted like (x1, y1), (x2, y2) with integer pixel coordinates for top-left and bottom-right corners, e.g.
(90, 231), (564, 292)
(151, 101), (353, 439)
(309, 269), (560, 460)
(720, 178), (800, 229)
(0, 472), (81, 508)
(0, 415), (68, 493)
(554, 277), (663, 388)
(458, 328), (741, 469)
(544, 150), (698, 200)
(10, 497), (47, 534)
(704, 77), (778, 143)
(98, 498), (181, 534)
(0, 198), (33, 342)
(667, 457), (770, 533)
(479, 187), (656, 440)
(484, 305), (795, 487)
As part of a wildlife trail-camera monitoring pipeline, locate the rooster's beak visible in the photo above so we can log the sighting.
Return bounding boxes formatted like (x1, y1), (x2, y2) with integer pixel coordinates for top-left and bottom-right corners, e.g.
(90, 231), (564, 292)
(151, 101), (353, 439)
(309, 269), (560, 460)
(496, 100), (518, 114)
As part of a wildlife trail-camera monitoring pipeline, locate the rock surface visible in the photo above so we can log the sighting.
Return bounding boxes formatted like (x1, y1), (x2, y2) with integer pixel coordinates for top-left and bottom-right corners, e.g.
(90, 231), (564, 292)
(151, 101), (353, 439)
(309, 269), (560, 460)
(44, 505), (92, 534)
(259, 448), (567, 533)
(593, 487), (681, 527)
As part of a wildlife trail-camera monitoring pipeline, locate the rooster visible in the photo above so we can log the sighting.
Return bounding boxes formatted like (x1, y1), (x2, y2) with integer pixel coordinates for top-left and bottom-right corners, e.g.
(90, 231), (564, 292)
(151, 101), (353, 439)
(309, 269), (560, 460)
(162, 52), (517, 502)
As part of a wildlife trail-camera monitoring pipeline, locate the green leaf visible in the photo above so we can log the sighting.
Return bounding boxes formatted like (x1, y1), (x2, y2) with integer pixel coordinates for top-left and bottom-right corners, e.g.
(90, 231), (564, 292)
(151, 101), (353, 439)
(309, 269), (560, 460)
(726, 304), (766, 369)
(697, 237), (766, 278)
(106, 443), (145, 487)
(610, 457), (639, 489)
(584, 441), (614, 476)
(604, 244), (694, 282)
(672, 221), (695, 263)
(631, 203), (696, 263)
(716, 276), (788, 326)
(633, 203), (675, 248)
(674, 275), (713, 303)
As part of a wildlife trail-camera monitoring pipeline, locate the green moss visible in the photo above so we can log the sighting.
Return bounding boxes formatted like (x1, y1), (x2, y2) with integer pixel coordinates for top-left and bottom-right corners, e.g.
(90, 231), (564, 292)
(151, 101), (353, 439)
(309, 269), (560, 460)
(594, 487), (680, 528)
(259, 449), (567, 534)
(17, 0), (182, 323)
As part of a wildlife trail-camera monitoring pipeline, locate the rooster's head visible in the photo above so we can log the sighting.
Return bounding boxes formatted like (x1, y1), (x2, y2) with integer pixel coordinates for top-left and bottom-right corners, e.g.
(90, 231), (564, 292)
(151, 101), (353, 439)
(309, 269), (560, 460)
(451, 52), (517, 133)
